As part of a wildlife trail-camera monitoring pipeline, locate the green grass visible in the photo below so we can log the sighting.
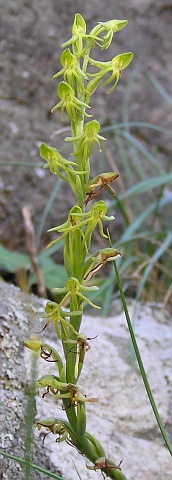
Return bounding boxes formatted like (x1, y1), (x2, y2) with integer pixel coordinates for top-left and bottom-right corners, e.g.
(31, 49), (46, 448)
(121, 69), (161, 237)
(1, 73), (172, 312)
(0, 450), (64, 479)
(1, 72), (172, 479)
(96, 74), (172, 314)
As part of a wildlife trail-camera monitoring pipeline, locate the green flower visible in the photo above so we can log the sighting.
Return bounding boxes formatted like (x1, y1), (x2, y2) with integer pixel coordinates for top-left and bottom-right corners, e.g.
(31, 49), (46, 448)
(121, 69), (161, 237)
(48, 202), (114, 254)
(40, 143), (88, 193)
(36, 418), (68, 443)
(53, 276), (101, 310)
(40, 142), (76, 180)
(66, 383), (98, 405)
(62, 13), (101, 58)
(90, 19), (128, 50)
(36, 375), (68, 393)
(87, 52), (133, 97)
(41, 300), (82, 339)
(52, 81), (92, 120)
(23, 338), (63, 372)
(52, 48), (87, 92)
(57, 200), (115, 252)
(65, 120), (106, 161)
(47, 205), (86, 249)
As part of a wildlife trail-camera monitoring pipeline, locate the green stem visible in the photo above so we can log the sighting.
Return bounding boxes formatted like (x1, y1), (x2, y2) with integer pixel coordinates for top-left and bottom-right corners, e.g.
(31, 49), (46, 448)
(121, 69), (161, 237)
(66, 54), (89, 379)
(62, 400), (77, 432)
(66, 310), (82, 384)
(71, 54), (90, 205)
(113, 259), (172, 457)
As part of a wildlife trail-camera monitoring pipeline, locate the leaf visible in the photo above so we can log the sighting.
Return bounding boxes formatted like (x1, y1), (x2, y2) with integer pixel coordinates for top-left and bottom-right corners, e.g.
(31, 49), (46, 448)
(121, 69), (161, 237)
(115, 173), (172, 202)
(0, 244), (30, 273)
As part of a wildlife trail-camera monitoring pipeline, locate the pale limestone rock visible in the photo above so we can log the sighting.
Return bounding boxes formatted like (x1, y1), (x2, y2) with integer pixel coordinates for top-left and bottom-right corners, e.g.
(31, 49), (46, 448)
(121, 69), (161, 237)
(34, 300), (172, 480)
(1, 279), (172, 479)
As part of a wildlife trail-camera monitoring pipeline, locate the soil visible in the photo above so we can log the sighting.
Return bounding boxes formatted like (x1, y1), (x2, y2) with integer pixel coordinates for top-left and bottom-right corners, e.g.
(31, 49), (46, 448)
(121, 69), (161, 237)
(1, 0), (172, 255)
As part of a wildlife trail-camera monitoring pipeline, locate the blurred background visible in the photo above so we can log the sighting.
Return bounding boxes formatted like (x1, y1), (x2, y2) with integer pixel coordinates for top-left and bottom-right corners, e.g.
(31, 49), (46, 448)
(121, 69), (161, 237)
(1, 0), (172, 311)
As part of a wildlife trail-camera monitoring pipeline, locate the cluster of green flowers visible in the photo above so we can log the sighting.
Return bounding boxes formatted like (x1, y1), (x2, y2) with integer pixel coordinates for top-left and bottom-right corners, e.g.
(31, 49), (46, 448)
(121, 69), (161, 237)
(24, 13), (133, 480)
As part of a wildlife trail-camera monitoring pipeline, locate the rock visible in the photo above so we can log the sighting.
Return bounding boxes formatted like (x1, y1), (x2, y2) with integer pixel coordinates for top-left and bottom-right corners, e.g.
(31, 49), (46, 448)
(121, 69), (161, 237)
(0, 279), (172, 479)
(0, 279), (62, 479)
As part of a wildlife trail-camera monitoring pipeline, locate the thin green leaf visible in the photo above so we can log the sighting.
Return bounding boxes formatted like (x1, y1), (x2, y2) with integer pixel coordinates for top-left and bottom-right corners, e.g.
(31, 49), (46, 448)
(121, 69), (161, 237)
(113, 133), (133, 189)
(115, 232), (168, 249)
(117, 194), (172, 242)
(119, 131), (164, 174)
(112, 258), (172, 457)
(147, 72), (172, 107)
(136, 231), (172, 301)
(112, 173), (172, 203)
(0, 451), (64, 479)
(101, 122), (171, 136)
(71, 459), (83, 480)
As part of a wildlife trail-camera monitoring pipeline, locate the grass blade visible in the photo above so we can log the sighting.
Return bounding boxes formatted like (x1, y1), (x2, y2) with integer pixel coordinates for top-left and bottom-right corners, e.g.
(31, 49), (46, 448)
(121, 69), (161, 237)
(101, 122), (171, 136)
(113, 258), (172, 457)
(146, 72), (172, 107)
(110, 173), (172, 204)
(71, 458), (83, 480)
(117, 193), (172, 243)
(135, 231), (172, 301)
(0, 451), (64, 479)
(118, 131), (164, 174)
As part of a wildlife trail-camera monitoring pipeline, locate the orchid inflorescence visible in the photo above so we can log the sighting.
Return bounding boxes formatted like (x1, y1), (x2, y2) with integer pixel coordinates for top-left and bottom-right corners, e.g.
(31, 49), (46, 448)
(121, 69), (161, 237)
(24, 13), (132, 480)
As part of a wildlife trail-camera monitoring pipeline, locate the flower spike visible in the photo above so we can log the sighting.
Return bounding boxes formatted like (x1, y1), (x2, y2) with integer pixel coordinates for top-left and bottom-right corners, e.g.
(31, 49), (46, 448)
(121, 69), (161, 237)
(23, 14), (134, 480)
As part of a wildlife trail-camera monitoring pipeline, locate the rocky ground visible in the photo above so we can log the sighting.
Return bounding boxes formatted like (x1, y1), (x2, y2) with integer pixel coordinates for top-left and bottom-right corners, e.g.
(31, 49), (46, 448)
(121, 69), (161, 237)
(0, 279), (172, 479)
